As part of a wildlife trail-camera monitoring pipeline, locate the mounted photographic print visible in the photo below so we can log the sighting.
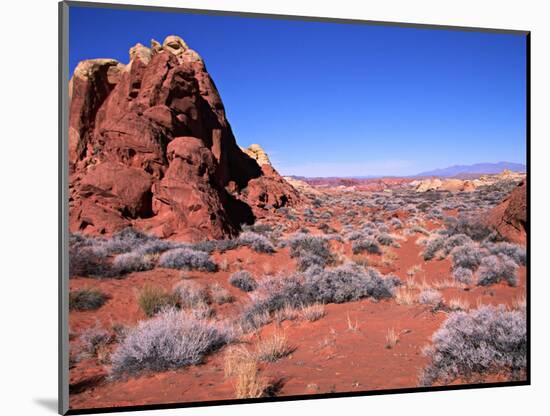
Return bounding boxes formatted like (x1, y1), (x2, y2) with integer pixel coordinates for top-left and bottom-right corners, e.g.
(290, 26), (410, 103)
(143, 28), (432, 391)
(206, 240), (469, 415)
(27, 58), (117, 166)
(59, 1), (530, 414)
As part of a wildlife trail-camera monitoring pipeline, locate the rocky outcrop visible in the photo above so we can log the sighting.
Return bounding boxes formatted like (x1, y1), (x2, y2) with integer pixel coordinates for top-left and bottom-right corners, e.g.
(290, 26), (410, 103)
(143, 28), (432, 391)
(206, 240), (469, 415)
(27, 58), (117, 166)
(486, 180), (527, 244)
(69, 36), (299, 240)
(239, 145), (300, 215)
(411, 171), (525, 193)
(242, 144), (271, 167)
(413, 178), (443, 193)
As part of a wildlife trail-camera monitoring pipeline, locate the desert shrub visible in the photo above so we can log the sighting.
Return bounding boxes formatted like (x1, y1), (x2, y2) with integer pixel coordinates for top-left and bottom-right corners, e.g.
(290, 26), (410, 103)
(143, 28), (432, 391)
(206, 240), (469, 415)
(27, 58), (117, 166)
(188, 239), (241, 254)
(450, 243), (484, 270)
(318, 223), (336, 234)
(362, 221), (377, 231)
(287, 233), (333, 268)
(69, 289), (107, 311)
(443, 234), (473, 255)
(287, 234), (331, 259)
(420, 306), (527, 386)
(303, 208), (315, 217)
(138, 285), (179, 317)
(133, 239), (180, 255)
(79, 326), (111, 357)
(209, 283), (234, 305)
(410, 225), (430, 236)
(238, 232), (275, 253)
(352, 238), (381, 255)
(158, 248), (217, 272)
(417, 201), (431, 212)
(376, 232), (394, 246)
(378, 224), (390, 233)
(69, 245), (111, 278)
(240, 265), (400, 331)
(428, 208), (443, 220)
(87, 228), (159, 257)
(229, 271), (258, 292)
(187, 240), (217, 254)
(452, 267), (474, 285)
(418, 289), (443, 308)
(296, 251), (329, 272)
(477, 254), (519, 287)
(240, 274), (312, 331)
(423, 236), (446, 261)
(108, 228), (152, 252)
(346, 231), (364, 241)
(173, 280), (211, 309)
(305, 263), (400, 303)
(112, 252), (154, 275)
(484, 242), (526, 266)
(188, 303), (215, 320)
(111, 309), (232, 377)
(390, 218), (403, 229)
(215, 239), (241, 253)
(445, 216), (495, 242)
(241, 223), (274, 235)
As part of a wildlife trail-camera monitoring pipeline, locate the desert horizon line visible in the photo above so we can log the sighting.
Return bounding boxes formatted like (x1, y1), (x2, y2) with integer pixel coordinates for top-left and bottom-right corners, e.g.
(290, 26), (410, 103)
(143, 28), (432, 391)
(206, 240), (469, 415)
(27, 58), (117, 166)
(274, 160), (527, 179)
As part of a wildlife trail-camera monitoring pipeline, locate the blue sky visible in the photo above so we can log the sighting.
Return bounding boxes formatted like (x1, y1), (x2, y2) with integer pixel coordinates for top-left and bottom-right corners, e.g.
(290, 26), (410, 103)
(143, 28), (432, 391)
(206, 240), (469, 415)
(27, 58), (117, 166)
(69, 6), (527, 177)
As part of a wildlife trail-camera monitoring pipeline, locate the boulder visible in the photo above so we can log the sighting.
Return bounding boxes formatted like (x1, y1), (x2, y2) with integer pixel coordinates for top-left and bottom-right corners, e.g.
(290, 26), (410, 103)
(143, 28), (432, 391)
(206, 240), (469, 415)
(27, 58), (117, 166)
(486, 180), (527, 244)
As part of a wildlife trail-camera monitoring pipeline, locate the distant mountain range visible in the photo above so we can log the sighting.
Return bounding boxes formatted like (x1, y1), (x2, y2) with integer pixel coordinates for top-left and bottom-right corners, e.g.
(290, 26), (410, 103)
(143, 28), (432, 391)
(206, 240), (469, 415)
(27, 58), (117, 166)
(414, 162), (526, 178)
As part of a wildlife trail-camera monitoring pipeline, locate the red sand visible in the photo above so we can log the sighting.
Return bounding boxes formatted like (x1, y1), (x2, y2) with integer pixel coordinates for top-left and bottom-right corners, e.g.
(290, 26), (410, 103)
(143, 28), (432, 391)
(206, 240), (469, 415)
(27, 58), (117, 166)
(68, 188), (527, 410)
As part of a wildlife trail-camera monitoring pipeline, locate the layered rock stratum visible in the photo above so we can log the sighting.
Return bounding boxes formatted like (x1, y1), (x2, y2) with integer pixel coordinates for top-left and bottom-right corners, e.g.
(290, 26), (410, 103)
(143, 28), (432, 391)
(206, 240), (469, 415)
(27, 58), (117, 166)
(69, 36), (299, 241)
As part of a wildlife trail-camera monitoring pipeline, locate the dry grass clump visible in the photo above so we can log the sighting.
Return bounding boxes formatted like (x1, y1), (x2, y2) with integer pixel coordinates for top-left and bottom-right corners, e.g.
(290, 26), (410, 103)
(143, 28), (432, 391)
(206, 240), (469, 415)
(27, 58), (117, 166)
(137, 285), (178, 317)
(300, 304), (326, 322)
(395, 287), (415, 305)
(274, 306), (300, 323)
(224, 346), (269, 398)
(219, 258), (229, 272)
(432, 278), (461, 290)
(381, 248), (399, 267)
(346, 313), (360, 332)
(418, 289), (443, 311)
(512, 295), (526, 311)
(448, 297), (470, 311)
(407, 264), (423, 278)
(209, 283), (234, 305)
(255, 331), (294, 362)
(385, 328), (399, 349)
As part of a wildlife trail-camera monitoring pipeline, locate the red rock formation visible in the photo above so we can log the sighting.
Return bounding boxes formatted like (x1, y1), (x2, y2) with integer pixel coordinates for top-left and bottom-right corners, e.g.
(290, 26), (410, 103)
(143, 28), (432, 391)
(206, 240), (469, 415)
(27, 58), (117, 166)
(486, 180), (527, 244)
(69, 36), (299, 240)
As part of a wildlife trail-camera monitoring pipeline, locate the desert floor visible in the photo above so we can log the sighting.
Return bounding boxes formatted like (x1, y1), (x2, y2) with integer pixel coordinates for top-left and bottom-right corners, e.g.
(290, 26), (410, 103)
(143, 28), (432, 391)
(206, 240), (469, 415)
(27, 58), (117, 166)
(68, 181), (527, 410)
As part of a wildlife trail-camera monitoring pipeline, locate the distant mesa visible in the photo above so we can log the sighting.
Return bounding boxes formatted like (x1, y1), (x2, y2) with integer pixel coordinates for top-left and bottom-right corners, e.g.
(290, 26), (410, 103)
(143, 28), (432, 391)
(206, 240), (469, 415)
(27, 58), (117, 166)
(69, 35), (300, 241)
(414, 162), (526, 178)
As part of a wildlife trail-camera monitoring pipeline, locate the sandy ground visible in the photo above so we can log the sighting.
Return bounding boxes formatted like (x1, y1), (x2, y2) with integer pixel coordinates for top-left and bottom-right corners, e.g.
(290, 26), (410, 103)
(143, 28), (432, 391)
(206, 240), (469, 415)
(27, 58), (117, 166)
(68, 186), (527, 410)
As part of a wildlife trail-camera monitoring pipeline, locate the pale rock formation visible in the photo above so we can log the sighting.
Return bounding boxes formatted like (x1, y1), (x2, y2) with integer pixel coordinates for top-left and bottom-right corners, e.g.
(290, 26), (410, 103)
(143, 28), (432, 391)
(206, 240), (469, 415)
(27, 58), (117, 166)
(242, 144), (272, 166)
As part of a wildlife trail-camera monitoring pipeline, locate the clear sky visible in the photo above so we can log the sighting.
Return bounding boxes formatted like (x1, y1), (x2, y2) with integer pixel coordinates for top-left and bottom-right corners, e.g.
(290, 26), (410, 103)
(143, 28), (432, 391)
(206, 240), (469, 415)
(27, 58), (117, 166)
(69, 6), (527, 177)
